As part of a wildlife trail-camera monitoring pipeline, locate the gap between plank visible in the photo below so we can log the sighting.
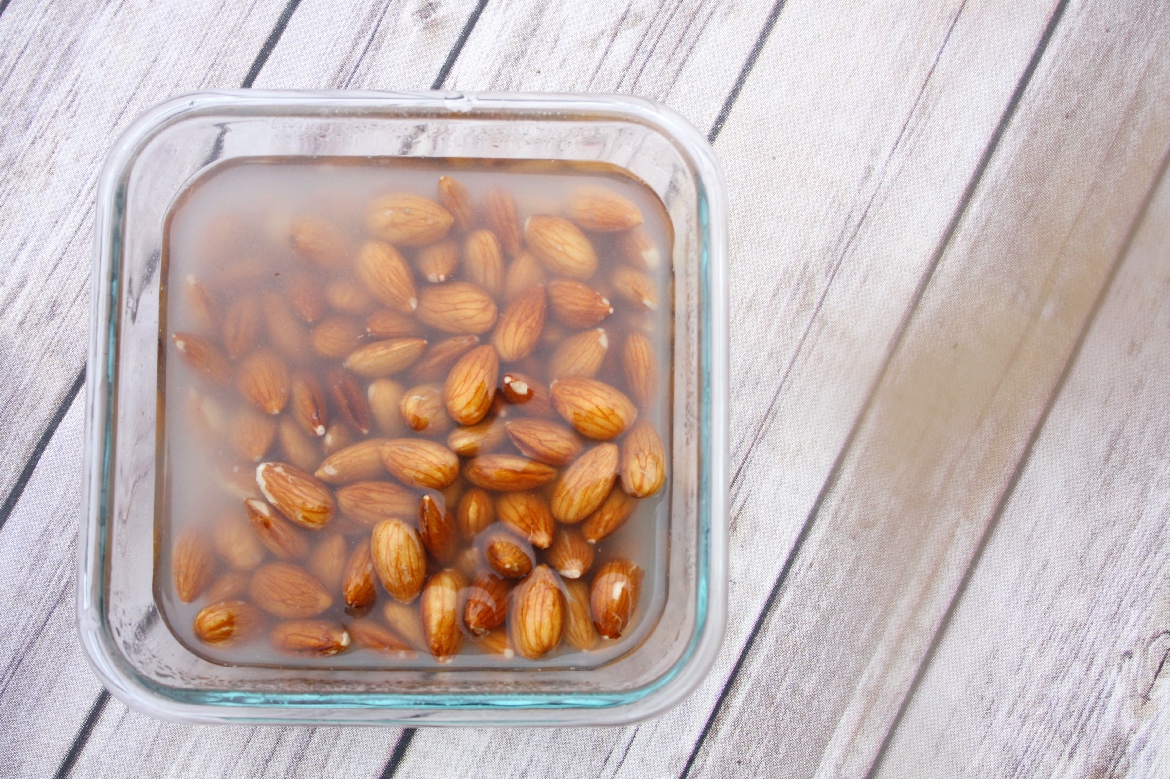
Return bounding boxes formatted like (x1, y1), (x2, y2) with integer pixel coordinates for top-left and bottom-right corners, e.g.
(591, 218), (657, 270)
(864, 137), (1170, 778)
(241, 0), (303, 88)
(0, 0), (12, 21)
(431, 0), (489, 90)
(52, 689), (109, 779)
(378, 729), (416, 779)
(679, 0), (1073, 775)
(707, 0), (788, 143)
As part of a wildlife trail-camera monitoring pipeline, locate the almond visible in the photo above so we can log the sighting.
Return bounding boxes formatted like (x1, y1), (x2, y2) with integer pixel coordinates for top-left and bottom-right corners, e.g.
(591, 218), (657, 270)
(501, 372), (555, 417)
(525, 215), (597, 280)
(622, 331), (657, 410)
(562, 579), (598, 651)
(228, 407), (277, 463)
(611, 266), (658, 311)
(546, 279), (613, 329)
(546, 527), (594, 579)
(315, 438), (389, 484)
(465, 454), (557, 492)
(463, 229), (505, 297)
(476, 628), (515, 657)
(326, 367), (373, 434)
(443, 344), (499, 426)
(366, 308), (423, 339)
(213, 515), (265, 571)
(244, 498), (310, 560)
(551, 377), (637, 440)
(548, 327), (608, 380)
(581, 488), (637, 544)
(249, 562), (333, 618)
(221, 295), (262, 359)
(503, 251), (546, 301)
(219, 461), (264, 501)
(591, 559), (643, 639)
(307, 532), (349, 592)
(278, 418), (322, 472)
(566, 186), (643, 232)
(271, 619), (351, 656)
(348, 618), (414, 655)
(344, 337), (428, 378)
(262, 293), (311, 364)
(483, 188), (521, 256)
(172, 332), (232, 386)
(237, 350), (290, 415)
(494, 490), (554, 549)
(400, 383), (454, 435)
(366, 193), (454, 247)
(381, 438), (460, 489)
(420, 569), (466, 662)
(284, 270), (327, 323)
(355, 240), (418, 313)
(510, 565), (564, 660)
(418, 493), (459, 563)
(505, 418), (583, 466)
(256, 462), (335, 529)
(382, 601), (427, 650)
(291, 215), (352, 271)
(416, 282), (498, 335)
(172, 529), (214, 603)
(410, 334), (480, 382)
(492, 284), (546, 362)
(291, 373), (329, 436)
(311, 317), (366, 360)
(368, 379), (407, 436)
(205, 571), (250, 602)
(194, 600), (262, 645)
(415, 238), (460, 283)
(551, 443), (620, 524)
(438, 175), (476, 233)
(463, 572), (511, 636)
(323, 422), (357, 455)
(457, 488), (495, 538)
(184, 275), (219, 334)
(454, 545), (483, 582)
(481, 525), (534, 579)
(342, 538), (377, 613)
(621, 419), (667, 498)
(615, 228), (662, 270)
(447, 416), (507, 457)
(187, 387), (228, 445)
(371, 518), (427, 603)
(326, 278), (376, 315)
(336, 481), (417, 526)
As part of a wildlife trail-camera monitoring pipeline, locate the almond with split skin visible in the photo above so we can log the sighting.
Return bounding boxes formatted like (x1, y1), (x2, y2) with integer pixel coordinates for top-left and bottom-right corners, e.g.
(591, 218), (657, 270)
(173, 332), (232, 386)
(194, 600), (262, 645)
(438, 175), (476, 233)
(591, 559), (643, 639)
(492, 284), (546, 362)
(344, 337), (427, 378)
(463, 229), (505, 297)
(291, 215), (352, 271)
(366, 193), (454, 247)
(622, 331), (657, 410)
(447, 416), (507, 457)
(416, 282), (498, 335)
(399, 383), (453, 435)
(503, 251), (546, 301)
(256, 462), (335, 529)
(418, 493), (459, 564)
(244, 498), (310, 560)
(621, 419), (666, 498)
(343, 539), (377, 613)
(443, 344), (499, 426)
(371, 519), (427, 603)
(457, 488), (495, 538)
(483, 188), (521, 256)
(221, 296), (262, 360)
(501, 372), (554, 417)
(237, 350), (290, 415)
(381, 438), (460, 489)
(481, 525), (535, 579)
(547, 527), (594, 579)
(505, 418), (582, 466)
(291, 372), (329, 437)
(546, 279), (613, 329)
(249, 562), (333, 618)
(315, 438), (388, 484)
(551, 377), (637, 440)
(465, 454), (557, 492)
(581, 487), (638, 543)
(327, 367), (373, 434)
(348, 618), (414, 655)
(355, 240), (418, 313)
(421, 569), (466, 662)
(567, 186), (643, 232)
(510, 565), (564, 660)
(563, 579), (598, 651)
(336, 481), (417, 526)
(173, 529), (214, 603)
(525, 215), (598, 280)
(464, 572), (511, 636)
(548, 327), (608, 380)
(415, 239), (460, 283)
(551, 443), (620, 523)
(366, 308), (422, 339)
(229, 407), (277, 463)
(271, 620), (351, 656)
(495, 490), (555, 548)
(311, 317), (366, 360)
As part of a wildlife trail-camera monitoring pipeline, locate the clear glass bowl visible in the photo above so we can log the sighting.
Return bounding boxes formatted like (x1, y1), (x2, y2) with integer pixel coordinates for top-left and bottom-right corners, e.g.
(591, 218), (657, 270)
(79, 90), (727, 726)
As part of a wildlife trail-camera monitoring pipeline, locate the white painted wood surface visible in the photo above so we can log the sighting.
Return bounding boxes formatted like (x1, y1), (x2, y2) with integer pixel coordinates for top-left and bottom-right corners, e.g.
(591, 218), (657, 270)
(1, 0), (1169, 777)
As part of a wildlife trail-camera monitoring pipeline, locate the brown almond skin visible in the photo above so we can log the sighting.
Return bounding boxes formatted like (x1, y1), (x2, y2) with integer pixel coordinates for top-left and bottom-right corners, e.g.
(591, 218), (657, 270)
(621, 419), (667, 498)
(550, 443), (620, 524)
(315, 438), (388, 484)
(366, 193), (454, 247)
(418, 493), (459, 564)
(501, 372), (555, 418)
(368, 379), (407, 436)
(483, 188), (521, 256)
(410, 334), (480, 383)
(464, 572), (512, 636)
(336, 481), (417, 526)
(173, 529), (214, 603)
(416, 282), (498, 335)
(307, 533), (348, 593)
(550, 377), (637, 440)
(205, 571), (250, 602)
(344, 337), (428, 378)
(611, 266), (658, 311)
(355, 239), (418, 313)
(476, 628), (515, 657)
(256, 462), (335, 529)
(271, 620), (351, 656)
(347, 618), (414, 655)
(590, 559), (644, 639)
(184, 276), (219, 334)
(457, 488), (496, 538)
(547, 526), (595, 579)
(285, 270), (327, 323)
(382, 601), (427, 650)
(547, 279), (613, 329)
(194, 600), (262, 645)
(342, 539), (377, 613)
(244, 498), (310, 560)
(464, 454), (557, 492)
(492, 284), (546, 362)
(291, 216), (351, 271)
(510, 565), (565, 660)
(447, 417), (507, 457)
(525, 215), (598, 280)
(279, 417), (322, 472)
(421, 569), (467, 662)
(221, 296), (262, 360)
(481, 526), (535, 579)
(172, 332), (232, 386)
(615, 228), (662, 270)
(438, 175), (476, 233)
(622, 331), (657, 410)
(548, 327), (608, 380)
(236, 350), (291, 415)
(505, 418), (583, 466)
(310, 317), (366, 360)
(326, 367), (373, 435)
(399, 383), (454, 435)
(566, 186), (643, 232)
(381, 438), (460, 490)
(416, 238), (460, 283)
(366, 308), (423, 339)
(262, 293), (312, 364)
(228, 407), (277, 463)
(443, 344), (499, 426)
(371, 519), (427, 603)
(495, 491), (555, 548)
(326, 278), (376, 315)
(563, 579), (598, 651)
(291, 372), (329, 436)
(463, 229), (505, 297)
(581, 487), (638, 544)
(503, 252), (546, 301)
(213, 516), (265, 571)
(249, 562), (333, 618)
(323, 423), (357, 455)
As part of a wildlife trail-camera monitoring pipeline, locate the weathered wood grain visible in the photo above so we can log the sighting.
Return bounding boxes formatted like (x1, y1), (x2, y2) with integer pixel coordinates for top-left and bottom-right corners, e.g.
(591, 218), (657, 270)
(874, 146), (1170, 779)
(683, 2), (1170, 777)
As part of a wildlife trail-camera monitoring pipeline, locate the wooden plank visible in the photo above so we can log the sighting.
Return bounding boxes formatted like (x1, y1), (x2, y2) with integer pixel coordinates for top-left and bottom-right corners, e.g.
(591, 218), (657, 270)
(874, 148), (1170, 779)
(393, 1), (1065, 778)
(683, 1), (1170, 777)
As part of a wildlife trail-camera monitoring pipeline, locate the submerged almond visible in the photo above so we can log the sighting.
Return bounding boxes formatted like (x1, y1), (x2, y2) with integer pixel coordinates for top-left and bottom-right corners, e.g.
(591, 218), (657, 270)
(415, 239), (460, 283)
(344, 337), (427, 378)
(173, 332), (232, 386)
(465, 454), (557, 492)
(590, 559), (643, 639)
(366, 193), (454, 247)
(381, 438), (460, 489)
(356, 240), (418, 313)
(546, 279), (613, 329)
(438, 175), (476, 233)
(421, 569), (466, 662)
(481, 526), (534, 579)
(416, 282), (498, 335)
(622, 331), (657, 410)
(410, 334), (480, 383)
(492, 284), (546, 362)
(315, 438), (389, 484)
(548, 327), (608, 380)
(551, 443), (620, 524)
(525, 215), (597, 280)
(463, 229), (505, 297)
(271, 620), (351, 656)
(291, 216), (351, 271)
(566, 186), (644, 232)
(348, 618), (414, 655)
(327, 367), (373, 435)
(510, 565), (564, 660)
(399, 383), (453, 435)
(237, 350), (290, 415)
(173, 529), (214, 603)
(457, 488), (496, 538)
(342, 539), (377, 613)
(563, 579), (598, 651)
(447, 417), (507, 457)
(256, 462), (335, 529)
(371, 518), (427, 603)
(550, 377), (637, 440)
(495, 490), (555, 548)
(443, 344), (499, 426)
(194, 600), (262, 645)
(463, 572), (512, 636)
(228, 407), (277, 463)
(244, 498), (310, 560)
(221, 296), (262, 359)
(546, 526), (594, 579)
(311, 317), (366, 360)
(291, 372), (329, 437)
(483, 188), (521, 256)
(620, 419), (667, 498)
(336, 481), (417, 526)
(505, 418), (582, 466)
(249, 562), (333, 618)
(581, 487), (638, 544)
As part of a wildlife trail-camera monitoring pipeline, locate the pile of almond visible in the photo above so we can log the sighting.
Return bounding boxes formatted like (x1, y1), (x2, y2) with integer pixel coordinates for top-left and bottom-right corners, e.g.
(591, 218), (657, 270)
(169, 169), (667, 664)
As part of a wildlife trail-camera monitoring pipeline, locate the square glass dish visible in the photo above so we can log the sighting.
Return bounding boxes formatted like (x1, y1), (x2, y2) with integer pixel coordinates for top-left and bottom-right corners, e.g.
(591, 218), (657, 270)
(79, 90), (727, 726)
